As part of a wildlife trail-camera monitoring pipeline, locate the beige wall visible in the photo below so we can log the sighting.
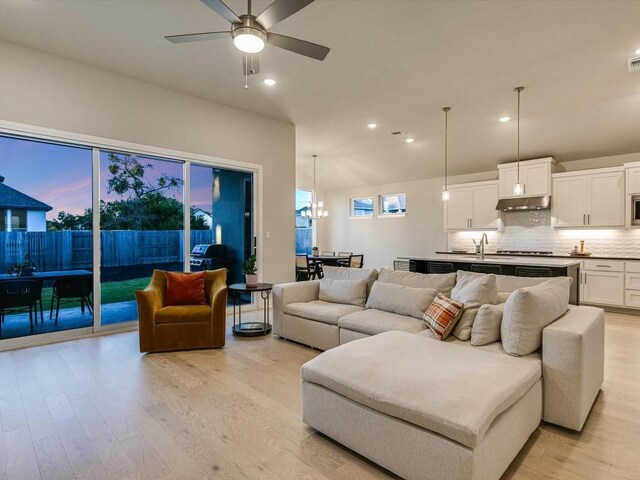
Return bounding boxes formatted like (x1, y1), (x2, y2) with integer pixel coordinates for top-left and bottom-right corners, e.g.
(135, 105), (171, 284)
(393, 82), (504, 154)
(0, 40), (296, 283)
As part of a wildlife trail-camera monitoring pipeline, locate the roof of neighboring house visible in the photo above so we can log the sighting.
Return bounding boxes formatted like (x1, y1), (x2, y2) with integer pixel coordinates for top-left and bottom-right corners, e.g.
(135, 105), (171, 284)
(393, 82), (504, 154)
(0, 177), (53, 212)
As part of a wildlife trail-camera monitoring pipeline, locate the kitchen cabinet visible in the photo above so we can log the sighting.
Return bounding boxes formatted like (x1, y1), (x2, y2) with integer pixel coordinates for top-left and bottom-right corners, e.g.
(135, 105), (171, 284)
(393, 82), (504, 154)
(498, 157), (556, 198)
(580, 259), (625, 307)
(625, 261), (640, 308)
(581, 270), (624, 306)
(552, 168), (625, 227)
(626, 166), (640, 195)
(444, 181), (499, 231)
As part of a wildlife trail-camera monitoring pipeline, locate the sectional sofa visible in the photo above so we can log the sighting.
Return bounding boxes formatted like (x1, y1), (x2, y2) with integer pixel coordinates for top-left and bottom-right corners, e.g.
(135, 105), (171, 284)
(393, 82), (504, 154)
(272, 266), (605, 480)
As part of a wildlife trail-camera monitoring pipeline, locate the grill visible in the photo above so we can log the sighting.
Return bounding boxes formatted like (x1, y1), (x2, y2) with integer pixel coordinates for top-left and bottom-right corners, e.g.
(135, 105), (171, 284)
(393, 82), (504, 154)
(190, 244), (233, 271)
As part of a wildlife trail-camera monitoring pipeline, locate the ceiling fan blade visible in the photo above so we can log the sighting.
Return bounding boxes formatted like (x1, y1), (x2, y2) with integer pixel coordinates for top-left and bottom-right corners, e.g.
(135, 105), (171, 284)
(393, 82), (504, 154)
(165, 31), (230, 44)
(243, 53), (260, 75)
(200, 0), (240, 24)
(255, 0), (315, 30)
(267, 32), (329, 60)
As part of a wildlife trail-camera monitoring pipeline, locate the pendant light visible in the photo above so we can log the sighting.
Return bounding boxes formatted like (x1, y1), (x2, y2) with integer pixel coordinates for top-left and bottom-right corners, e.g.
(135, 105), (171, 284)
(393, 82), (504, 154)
(441, 106), (451, 201)
(513, 86), (525, 196)
(301, 154), (328, 220)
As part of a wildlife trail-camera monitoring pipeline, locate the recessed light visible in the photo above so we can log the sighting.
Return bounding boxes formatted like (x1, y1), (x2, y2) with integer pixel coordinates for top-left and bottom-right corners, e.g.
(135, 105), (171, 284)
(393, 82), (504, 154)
(263, 78), (276, 86)
(499, 116), (511, 122)
(367, 122), (378, 129)
(405, 137), (414, 143)
(636, 48), (640, 55)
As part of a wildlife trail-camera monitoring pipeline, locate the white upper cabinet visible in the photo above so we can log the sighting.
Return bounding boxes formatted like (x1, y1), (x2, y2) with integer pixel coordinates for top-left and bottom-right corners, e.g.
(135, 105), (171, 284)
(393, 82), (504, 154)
(626, 165), (640, 195)
(552, 167), (625, 227)
(444, 181), (498, 231)
(498, 157), (556, 198)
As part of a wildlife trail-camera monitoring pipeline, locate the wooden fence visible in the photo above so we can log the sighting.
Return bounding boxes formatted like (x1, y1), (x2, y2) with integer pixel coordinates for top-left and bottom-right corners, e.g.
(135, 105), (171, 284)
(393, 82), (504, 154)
(0, 230), (214, 272)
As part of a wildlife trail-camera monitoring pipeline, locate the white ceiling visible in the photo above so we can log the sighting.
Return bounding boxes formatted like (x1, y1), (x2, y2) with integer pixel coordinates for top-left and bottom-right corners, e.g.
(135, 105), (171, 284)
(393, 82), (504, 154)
(1, 0), (640, 190)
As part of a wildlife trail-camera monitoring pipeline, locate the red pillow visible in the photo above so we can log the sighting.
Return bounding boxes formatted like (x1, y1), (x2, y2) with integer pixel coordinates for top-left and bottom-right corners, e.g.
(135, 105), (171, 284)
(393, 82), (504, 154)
(165, 271), (207, 306)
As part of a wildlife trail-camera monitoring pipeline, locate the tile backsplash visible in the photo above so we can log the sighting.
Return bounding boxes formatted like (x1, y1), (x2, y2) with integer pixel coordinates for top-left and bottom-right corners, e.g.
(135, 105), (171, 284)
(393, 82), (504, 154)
(449, 211), (640, 257)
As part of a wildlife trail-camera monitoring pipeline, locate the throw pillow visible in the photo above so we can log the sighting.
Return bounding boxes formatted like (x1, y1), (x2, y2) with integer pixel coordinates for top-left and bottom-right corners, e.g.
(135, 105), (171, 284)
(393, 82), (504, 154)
(423, 293), (464, 340)
(319, 278), (367, 306)
(451, 272), (498, 341)
(322, 266), (379, 294)
(165, 271), (206, 306)
(501, 277), (572, 356)
(471, 303), (505, 346)
(377, 268), (457, 296)
(366, 281), (438, 319)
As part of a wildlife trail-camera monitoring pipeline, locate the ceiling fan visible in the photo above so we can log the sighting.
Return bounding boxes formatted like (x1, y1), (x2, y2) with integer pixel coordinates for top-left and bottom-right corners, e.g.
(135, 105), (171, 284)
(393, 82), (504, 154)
(165, 0), (330, 78)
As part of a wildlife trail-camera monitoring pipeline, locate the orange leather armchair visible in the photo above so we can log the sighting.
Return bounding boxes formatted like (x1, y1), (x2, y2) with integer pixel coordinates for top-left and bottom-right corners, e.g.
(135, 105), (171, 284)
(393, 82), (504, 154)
(135, 269), (228, 353)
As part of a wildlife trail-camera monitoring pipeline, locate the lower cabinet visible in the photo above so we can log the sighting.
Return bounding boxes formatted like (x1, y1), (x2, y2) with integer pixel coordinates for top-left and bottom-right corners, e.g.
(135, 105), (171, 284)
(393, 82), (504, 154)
(581, 270), (624, 306)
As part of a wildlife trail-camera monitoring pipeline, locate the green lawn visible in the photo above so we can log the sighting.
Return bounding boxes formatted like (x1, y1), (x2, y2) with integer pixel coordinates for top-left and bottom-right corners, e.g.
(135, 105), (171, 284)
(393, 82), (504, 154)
(42, 277), (150, 311)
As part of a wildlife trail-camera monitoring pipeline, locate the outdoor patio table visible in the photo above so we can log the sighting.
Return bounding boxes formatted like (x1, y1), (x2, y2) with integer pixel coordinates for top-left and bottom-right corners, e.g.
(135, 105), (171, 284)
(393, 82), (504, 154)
(0, 270), (92, 282)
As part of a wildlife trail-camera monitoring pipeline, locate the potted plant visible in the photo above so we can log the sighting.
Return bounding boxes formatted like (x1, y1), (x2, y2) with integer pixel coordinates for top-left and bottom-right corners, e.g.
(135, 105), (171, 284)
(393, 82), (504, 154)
(243, 254), (258, 287)
(312, 246), (319, 257)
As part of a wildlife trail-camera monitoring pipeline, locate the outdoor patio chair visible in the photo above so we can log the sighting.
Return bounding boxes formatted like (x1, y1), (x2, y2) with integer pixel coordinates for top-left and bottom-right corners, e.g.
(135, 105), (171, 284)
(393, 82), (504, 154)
(296, 254), (320, 281)
(135, 269), (227, 353)
(0, 279), (43, 336)
(50, 275), (93, 325)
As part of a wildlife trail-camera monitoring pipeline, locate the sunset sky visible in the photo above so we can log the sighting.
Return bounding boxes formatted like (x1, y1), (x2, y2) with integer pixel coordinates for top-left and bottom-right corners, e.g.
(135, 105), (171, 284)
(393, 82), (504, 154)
(0, 135), (216, 220)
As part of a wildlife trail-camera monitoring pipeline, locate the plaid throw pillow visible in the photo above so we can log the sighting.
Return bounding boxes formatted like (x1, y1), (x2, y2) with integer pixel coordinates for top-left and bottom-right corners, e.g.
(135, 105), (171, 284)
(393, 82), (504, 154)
(423, 293), (464, 340)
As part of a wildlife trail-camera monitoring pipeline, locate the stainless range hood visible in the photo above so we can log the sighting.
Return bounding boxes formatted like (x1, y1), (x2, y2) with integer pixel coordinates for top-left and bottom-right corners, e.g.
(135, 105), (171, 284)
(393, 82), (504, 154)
(495, 195), (551, 212)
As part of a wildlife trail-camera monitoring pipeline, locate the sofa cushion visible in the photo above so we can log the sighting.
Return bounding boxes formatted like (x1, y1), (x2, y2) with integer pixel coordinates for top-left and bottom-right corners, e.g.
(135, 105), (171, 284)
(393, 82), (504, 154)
(301, 331), (541, 448)
(338, 309), (426, 335)
(423, 293), (464, 340)
(501, 277), (572, 356)
(471, 303), (505, 346)
(365, 281), (437, 319)
(155, 305), (211, 324)
(319, 278), (367, 307)
(323, 266), (378, 294)
(284, 300), (364, 325)
(451, 272), (498, 341)
(378, 268), (457, 296)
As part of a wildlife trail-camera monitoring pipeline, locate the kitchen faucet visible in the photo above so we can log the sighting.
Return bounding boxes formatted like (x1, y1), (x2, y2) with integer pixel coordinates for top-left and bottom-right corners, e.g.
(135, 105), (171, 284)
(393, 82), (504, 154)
(480, 233), (489, 260)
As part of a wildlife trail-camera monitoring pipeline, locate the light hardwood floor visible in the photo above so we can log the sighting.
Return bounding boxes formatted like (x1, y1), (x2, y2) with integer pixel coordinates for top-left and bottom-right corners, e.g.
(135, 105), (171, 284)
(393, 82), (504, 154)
(0, 310), (637, 480)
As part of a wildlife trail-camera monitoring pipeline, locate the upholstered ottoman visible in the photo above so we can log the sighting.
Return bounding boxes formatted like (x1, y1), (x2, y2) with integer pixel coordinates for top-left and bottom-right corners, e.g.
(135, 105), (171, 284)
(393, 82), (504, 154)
(301, 331), (542, 480)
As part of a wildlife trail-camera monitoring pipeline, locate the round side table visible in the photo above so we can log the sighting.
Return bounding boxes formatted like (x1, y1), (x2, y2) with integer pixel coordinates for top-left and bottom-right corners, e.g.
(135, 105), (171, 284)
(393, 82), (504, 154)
(228, 283), (274, 337)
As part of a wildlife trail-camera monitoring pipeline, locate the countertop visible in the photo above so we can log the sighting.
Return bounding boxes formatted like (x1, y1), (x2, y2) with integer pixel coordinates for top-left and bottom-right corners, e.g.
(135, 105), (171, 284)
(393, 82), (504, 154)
(400, 254), (581, 267)
(435, 251), (640, 261)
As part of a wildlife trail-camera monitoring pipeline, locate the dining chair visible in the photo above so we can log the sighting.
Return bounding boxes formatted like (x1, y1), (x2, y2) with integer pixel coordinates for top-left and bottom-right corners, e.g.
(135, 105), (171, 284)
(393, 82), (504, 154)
(50, 275), (93, 325)
(296, 255), (319, 281)
(320, 251), (335, 256)
(338, 251), (352, 257)
(0, 279), (43, 336)
(338, 254), (364, 268)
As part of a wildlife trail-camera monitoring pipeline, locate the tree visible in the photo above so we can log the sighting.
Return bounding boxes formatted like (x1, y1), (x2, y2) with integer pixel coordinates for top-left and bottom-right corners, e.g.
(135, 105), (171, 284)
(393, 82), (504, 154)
(48, 153), (211, 230)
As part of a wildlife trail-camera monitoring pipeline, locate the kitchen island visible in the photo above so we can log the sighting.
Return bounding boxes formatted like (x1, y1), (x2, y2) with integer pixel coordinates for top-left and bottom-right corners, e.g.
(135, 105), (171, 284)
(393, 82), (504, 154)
(401, 254), (581, 304)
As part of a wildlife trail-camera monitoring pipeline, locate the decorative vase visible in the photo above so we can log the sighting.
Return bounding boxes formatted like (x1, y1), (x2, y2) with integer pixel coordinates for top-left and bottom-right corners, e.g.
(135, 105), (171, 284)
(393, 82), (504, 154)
(245, 274), (258, 287)
(312, 249), (319, 257)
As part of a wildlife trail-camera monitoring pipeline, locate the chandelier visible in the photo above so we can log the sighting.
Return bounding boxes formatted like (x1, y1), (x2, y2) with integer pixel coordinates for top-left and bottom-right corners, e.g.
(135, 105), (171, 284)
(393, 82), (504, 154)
(301, 154), (328, 220)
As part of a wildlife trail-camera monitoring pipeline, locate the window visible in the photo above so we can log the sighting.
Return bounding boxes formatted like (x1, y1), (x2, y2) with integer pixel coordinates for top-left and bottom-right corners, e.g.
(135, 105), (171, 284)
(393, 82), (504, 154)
(296, 189), (312, 254)
(350, 197), (374, 217)
(379, 193), (406, 216)
(11, 209), (27, 231)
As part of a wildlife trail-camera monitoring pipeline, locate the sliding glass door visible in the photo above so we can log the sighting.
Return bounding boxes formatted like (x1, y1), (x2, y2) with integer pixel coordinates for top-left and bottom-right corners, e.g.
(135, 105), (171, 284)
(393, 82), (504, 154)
(190, 164), (253, 303)
(0, 135), (94, 340)
(99, 151), (184, 325)
(0, 127), (259, 347)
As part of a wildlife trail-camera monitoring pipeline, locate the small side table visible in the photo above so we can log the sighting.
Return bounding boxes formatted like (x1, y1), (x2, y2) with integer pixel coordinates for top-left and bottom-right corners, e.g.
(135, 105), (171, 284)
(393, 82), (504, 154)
(229, 283), (274, 337)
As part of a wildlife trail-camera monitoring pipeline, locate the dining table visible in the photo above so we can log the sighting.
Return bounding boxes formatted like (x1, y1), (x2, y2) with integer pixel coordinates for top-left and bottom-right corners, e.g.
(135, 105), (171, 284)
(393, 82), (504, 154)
(307, 255), (349, 267)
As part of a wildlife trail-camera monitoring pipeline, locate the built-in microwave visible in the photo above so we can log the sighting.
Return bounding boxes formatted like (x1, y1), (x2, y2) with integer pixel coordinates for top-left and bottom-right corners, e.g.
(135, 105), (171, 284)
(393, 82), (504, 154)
(633, 195), (640, 225)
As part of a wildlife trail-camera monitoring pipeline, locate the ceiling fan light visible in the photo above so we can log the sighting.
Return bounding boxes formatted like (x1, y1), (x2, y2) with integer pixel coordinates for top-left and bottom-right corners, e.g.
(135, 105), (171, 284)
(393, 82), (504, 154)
(232, 28), (266, 53)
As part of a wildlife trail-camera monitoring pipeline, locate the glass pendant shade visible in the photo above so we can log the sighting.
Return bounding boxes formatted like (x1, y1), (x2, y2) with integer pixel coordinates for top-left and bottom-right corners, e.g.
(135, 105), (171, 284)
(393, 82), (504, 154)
(442, 188), (450, 201)
(441, 107), (451, 202)
(305, 155), (328, 220)
(513, 182), (524, 196)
